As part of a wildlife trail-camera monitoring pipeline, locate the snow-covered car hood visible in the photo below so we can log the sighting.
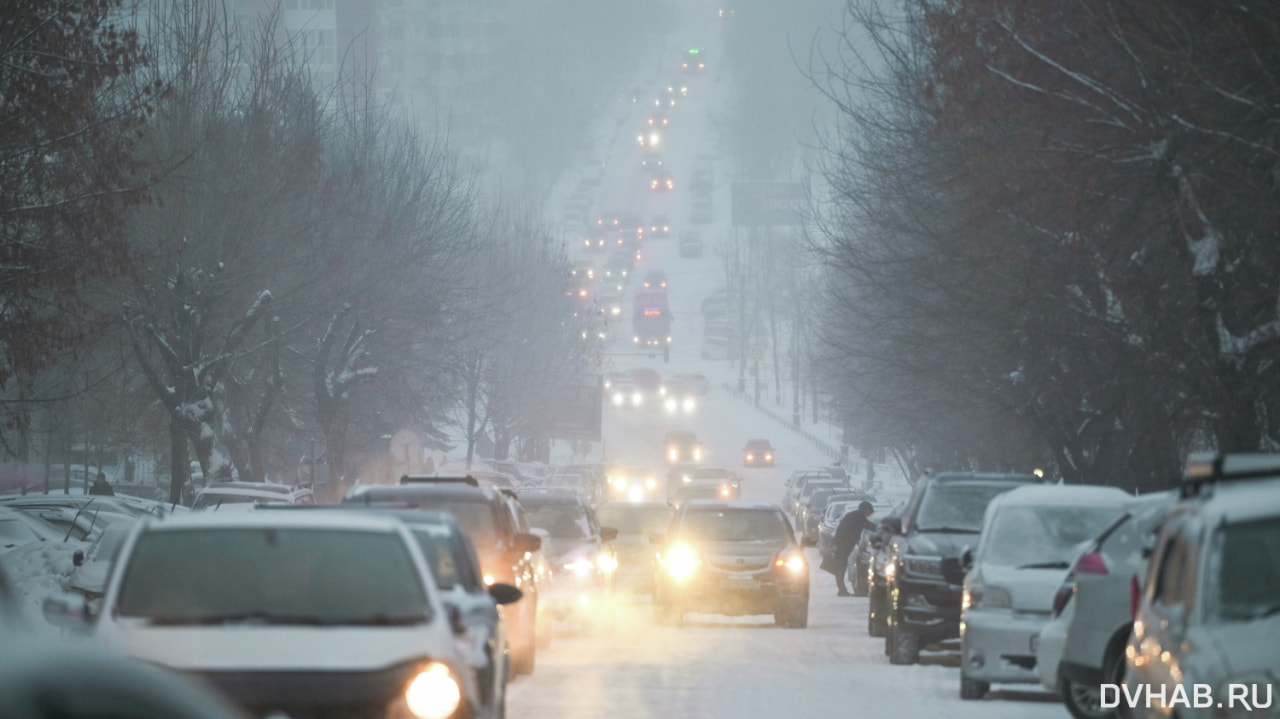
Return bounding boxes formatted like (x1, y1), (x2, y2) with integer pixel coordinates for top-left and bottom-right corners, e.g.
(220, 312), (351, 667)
(977, 564), (1067, 612)
(1199, 614), (1280, 681)
(98, 622), (454, 672)
(905, 531), (978, 559)
(67, 560), (111, 597)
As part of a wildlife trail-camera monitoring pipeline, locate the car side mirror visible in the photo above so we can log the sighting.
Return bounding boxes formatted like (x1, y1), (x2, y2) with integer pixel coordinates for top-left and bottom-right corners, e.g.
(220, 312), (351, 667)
(488, 582), (523, 606)
(512, 533), (542, 554)
(960, 547), (974, 572)
(648, 533), (665, 545)
(43, 593), (91, 630)
(600, 527), (618, 543)
(72, 550), (85, 567)
(445, 603), (467, 636)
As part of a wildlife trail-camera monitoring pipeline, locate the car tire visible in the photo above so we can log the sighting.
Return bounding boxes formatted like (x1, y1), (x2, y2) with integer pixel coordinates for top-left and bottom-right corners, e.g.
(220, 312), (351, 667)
(788, 599), (809, 629)
(889, 623), (920, 665)
(960, 675), (989, 700)
(868, 591), (886, 638)
(1062, 675), (1113, 719)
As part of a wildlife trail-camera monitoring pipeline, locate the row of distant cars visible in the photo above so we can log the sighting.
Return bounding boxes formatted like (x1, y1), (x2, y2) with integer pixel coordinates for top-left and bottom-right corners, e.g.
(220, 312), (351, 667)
(833, 454), (1279, 719)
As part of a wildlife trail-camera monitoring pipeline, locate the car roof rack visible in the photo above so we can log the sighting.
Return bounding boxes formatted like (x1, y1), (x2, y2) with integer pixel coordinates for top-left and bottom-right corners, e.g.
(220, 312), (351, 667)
(1181, 452), (1280, 498)
(400, 475), (480, 487)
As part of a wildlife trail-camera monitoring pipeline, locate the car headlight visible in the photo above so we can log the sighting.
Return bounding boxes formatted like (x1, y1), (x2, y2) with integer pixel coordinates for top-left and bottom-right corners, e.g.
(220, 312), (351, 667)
(746, 453), (754, 461)
(719, 484), (732, 497)
(765, 453), (773, 461)
(631, 392), (643, 406)
(664, 544), (701, 582)
(693, 448), (702, 461)
(668, 448), (678, 461)
(597, 553), (618, 573)
(400, 663), (461, 719)
(903, 555), (943, 578)
(682, 398), (695, 411)
(646, 477), (657, 490)
(612, 392), (625, 406)
(773, 551), (806, 573)
(612, 477), (628, 490)
(664, 398), (678, 412)
(627, 485), (644, 502)
(563, 558), (594, 576)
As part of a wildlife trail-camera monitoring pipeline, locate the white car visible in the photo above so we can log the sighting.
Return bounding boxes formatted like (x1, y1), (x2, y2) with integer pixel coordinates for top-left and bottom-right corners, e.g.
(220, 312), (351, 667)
(1126, 453), (1280, 719)
(191, 481), (314, 510)
(44, 510), (510, 719)
(960, 484), (1131, 699)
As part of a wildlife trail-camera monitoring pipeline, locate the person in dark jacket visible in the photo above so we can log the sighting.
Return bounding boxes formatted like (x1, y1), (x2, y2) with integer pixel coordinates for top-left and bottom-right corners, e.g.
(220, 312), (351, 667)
(832, 501), (875, 596)
(88, 472), (115, 497)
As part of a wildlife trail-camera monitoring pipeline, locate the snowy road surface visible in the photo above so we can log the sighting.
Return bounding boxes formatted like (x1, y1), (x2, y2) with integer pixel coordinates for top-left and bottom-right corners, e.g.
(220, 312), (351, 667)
(508, 570), (1064, 719)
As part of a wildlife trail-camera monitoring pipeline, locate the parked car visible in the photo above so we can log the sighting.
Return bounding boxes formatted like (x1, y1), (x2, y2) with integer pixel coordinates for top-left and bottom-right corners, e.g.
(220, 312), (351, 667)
(862, 509), (905, 619)
(743, 438), (774, 467)
(1036, 596), (1074, 697)
(0, 505), (65, 553)
(959, 484), (1131, 699)
(786, 478), (849, 520)
(1056, 490), (1177, 719)
(801, 490), (876, 547)
(652, 501), (808, 627)
(1126, 453), (1280, 719)
(191, 481), (314, 510)
(518, 489), (618, 634)
(881, 472), (1041, 664)
(343, 476), (543, 676)
(67, 520), (136, 612)
(45, 509), (518, 719)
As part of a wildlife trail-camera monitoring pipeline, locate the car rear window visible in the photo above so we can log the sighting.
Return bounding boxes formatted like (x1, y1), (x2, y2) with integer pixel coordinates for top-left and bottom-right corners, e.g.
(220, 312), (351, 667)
(980, 505), (1126, 568)
(1208, 516), (1280, 622)
(680, 508), (791, 543)
(115, 528), (430, 625)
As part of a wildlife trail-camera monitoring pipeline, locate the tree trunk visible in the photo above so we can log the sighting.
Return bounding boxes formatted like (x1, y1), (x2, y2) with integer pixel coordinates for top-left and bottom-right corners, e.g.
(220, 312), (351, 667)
(168, 415), (190, 505)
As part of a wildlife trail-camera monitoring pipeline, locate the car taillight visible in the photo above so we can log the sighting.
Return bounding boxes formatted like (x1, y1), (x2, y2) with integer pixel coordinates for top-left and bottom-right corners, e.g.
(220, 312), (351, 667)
(1052, 584), (1074, 617)
(1074, 551), (1109, 575)
(1130, 574), (1141, 619)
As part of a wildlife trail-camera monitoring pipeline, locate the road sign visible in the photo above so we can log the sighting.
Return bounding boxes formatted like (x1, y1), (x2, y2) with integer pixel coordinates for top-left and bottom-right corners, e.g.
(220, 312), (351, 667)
(731, 182), (806, 227)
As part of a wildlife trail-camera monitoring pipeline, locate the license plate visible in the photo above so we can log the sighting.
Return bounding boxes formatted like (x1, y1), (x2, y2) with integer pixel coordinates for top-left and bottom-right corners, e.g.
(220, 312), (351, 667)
(721, 578), (759, 591)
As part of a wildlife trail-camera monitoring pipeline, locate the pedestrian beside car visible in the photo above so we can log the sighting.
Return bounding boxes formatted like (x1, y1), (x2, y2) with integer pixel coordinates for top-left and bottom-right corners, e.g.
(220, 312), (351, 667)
(827, 501), (874, 596)
(89, 472), (115, 496)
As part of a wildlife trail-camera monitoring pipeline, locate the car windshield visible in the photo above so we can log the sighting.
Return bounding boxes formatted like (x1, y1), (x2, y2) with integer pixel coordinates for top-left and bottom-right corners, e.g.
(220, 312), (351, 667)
(524, 502), (591, 539)
(681, 508), (791, 543)
(980, 505), (1127, 568)
(825, 502), (858, 523)
(913, 483), (1021, 533)
(115, 528), (430, 625)
(1207, 516), (1280, 622)
(596, 505), (671, 534)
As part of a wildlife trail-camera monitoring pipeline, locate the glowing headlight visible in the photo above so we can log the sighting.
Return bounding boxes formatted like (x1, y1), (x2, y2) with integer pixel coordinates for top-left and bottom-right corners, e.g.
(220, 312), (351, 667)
(612, 392), (625, 406)
(884, 562), (896, 580)
(627, 485), (644, 502)
(612, 476), (628, 490)
(483, 575), (494, 586)
(402, 663), (461, 719)
(597, 553), (618, 572)
(610, 306), (621, 316)
(785, 555), (806, 572)
(668, 448), (678, 461)
(664, 544), (701, 582)
(765, 453), (773, 461)
(664, 398), (678, 412)
(719, 485), (731, 497)
(631, 392), (643, 406)
(693, 448), (702, 461)
(682, 398), (695, 411)
(563, 559), (594, 576)
(746, 453), (754, 461)
(646, 478), (657, 490)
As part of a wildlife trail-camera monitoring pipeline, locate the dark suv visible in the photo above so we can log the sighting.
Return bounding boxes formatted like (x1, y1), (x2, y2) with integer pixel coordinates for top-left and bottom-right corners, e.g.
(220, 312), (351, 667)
(343, 476), (543, 675)
(882, 472), (1039, 664)
(652, 500), (809, 628)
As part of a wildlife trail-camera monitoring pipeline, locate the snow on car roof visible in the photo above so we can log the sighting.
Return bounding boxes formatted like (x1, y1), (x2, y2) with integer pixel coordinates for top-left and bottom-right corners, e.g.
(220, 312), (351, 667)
(142, 508), (407, 532)
(1189, 476), (1280, 524)
(990, 484), (1131, 508)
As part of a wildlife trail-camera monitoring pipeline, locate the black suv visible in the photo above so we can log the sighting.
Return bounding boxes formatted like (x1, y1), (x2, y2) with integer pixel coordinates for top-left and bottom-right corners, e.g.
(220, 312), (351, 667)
(652, 500), (808, 628)
(881, 472), (1039, 664)
(343, 476), (543, 675)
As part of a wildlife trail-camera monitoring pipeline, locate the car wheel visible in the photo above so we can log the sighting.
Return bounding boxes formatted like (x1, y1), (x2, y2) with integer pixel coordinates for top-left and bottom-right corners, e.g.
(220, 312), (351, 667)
(788, 599), (809, 629)
(1062, 675), (1113, 719)
(889, 624), (920, 665)
(868, 591), (886, 638)
(960, 675), (989, 700)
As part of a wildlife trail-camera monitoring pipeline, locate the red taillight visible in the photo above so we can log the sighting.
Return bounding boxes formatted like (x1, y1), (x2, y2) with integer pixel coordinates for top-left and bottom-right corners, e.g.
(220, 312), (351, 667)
(1129, 574), (1141, 619)
(1074, 551), (1109, 575)
(1052, 584), (1074, 617)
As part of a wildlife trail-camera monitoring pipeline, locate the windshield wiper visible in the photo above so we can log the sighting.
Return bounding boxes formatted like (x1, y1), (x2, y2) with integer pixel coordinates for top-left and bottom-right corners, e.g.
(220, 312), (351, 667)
(148, 612), (330, 626)
(915, 527), (979, 534)
(1017, 561), (1071, 570)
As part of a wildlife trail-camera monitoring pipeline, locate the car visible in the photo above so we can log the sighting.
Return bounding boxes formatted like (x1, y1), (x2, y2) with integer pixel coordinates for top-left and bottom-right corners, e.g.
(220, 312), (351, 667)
(783, 475), (848, 518)
(618, 213), (646, 240)
(654, 89), (677, 109)
(649, 214), (671, 238)
(691, 166), (714, 194)
(636, 128), (662, 149)
(681, 47), (706, 73)
(800, 488), (876, 546)
(546, 463), (610, 504)
(517, 490), (618, 634)
(343, 476), (544, 676)
(881, 471), (1042, 665)
(44, 509), (518, 719)
(642, 269), (668, 291)
(595, 211), (621, 229)
(678, 231), (704, 258)
(865, 509), (904, 634)
(1036, 595), (1074, 698)
(640, 151), (663, 170)
(569, 259), (596, 282)
(1055, 490), (1177, 719)
(666, 78), (689, 98)
(604, 465), (664, 503)
(599, 288), (624, 319)
(66, 520), (135, 613)
(818, 500), (863, 561)
(652, 500), (808, 627)
(191, 481), (314, 511)
(603, 256), (632, 285)
(1125, 453), (1280, 719)
(662, 382), (698, 415)
(608, 378), (645, 409)
(663, 430), (703, 465)
(595, 501), (673, 593)
(0, 501), (134, 543)
(671, 480), (738, 508)
(743, 438), (774, 467)
(0, 505), (66, 553)
(670, 468), (741, 507)
(630, 367), (666, 398)
(959, 484), (1130, 700)
(583, 226), (609, 252)
(649, 169), (675, 192)
(790, 481), (855, 539)
(702, 334), (733, 360)
(646, 112), (670, 128)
